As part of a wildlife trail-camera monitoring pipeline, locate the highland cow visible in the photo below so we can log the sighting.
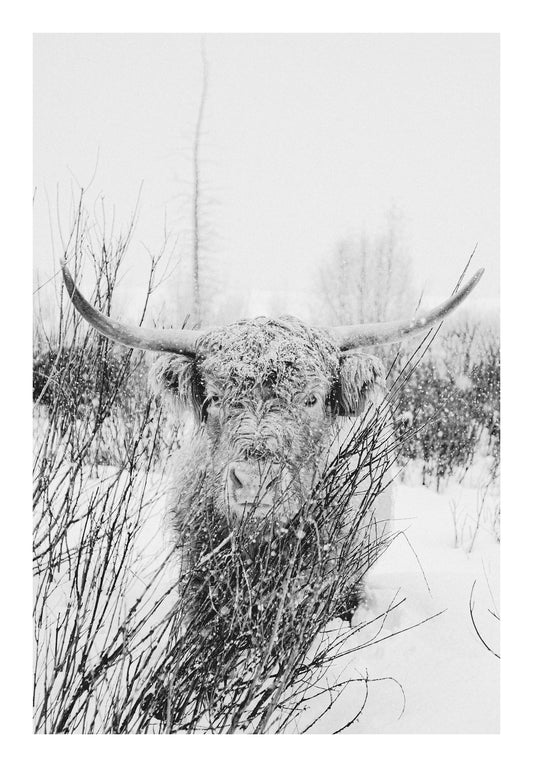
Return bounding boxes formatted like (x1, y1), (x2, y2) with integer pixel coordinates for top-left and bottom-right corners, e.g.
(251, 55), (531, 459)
(60, 260), (483, 623)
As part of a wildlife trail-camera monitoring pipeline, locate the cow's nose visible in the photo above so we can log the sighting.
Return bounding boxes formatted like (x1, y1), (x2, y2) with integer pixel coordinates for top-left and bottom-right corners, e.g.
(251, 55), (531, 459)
(227, 461), (278, 505)
(228, 464), (246, 490)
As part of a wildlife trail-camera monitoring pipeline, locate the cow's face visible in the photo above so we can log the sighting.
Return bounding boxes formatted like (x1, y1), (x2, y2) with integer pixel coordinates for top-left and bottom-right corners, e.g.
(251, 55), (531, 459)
(152, 317), (384, 523)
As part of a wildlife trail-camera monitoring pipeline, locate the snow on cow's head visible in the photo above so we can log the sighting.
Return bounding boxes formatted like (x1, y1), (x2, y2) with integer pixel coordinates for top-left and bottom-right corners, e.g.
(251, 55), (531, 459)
(151, 316), (385, 520)
(151, 316), (384, 419)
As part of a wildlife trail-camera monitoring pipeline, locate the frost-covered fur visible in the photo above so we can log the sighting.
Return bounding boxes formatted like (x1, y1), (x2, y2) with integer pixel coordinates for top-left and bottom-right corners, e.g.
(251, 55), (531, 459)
(334, 352), (386, 417)
(150, 317), (385, 422)
(150, 316), (392, 613)
(150, 352), (204, 421)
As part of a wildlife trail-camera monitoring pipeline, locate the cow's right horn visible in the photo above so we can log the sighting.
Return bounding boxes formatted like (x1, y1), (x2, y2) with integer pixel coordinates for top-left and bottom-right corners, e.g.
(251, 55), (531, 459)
(328, 268), (484, 350)
(60, 259), (202, 356)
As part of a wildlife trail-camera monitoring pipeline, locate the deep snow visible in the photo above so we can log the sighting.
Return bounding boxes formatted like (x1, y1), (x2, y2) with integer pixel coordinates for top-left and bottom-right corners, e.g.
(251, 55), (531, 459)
(34, 457), (499, 733)
(291, 475), (500, 733)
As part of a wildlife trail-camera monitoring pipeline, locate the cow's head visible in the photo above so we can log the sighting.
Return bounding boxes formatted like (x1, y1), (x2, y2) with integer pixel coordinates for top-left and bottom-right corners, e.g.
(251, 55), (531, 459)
(150, 317), (385, 520)
(60, 260), (483, 522)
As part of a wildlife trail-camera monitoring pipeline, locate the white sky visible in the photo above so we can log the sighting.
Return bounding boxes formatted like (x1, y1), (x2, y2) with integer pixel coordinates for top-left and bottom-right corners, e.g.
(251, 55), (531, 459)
(34, 33), (499, 321)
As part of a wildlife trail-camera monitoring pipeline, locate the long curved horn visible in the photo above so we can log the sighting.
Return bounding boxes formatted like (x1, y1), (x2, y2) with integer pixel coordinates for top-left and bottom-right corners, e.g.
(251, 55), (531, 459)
(328, 268), (484, 350)
(60, 259), (202, 356)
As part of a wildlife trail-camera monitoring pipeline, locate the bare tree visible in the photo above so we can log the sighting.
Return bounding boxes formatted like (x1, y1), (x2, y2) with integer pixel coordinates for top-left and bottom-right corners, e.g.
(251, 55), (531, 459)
(191, 39), (208, 327)
(318, 208), (415, 325)
(169, 38), (223, 328)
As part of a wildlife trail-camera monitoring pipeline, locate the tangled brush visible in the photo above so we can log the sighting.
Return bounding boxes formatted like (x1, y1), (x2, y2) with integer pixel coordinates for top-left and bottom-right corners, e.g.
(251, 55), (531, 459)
(33, 359), (405, 734)
(139, 396), (398, 734)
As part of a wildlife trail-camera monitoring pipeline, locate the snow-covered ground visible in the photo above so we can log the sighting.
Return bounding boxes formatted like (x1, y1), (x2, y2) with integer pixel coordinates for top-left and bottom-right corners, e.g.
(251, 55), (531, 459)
(293, 473), (500, 734)
(138, 463), (499, 733)
(34, 454), (499, 733)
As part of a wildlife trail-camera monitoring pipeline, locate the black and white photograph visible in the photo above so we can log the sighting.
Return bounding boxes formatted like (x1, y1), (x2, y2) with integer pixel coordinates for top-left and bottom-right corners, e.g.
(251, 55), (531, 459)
(32, 32), (500, 736)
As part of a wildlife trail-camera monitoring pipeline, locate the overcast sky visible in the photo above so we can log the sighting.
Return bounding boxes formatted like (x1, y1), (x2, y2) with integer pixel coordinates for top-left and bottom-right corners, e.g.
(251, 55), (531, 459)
(34, 33), (498, 322)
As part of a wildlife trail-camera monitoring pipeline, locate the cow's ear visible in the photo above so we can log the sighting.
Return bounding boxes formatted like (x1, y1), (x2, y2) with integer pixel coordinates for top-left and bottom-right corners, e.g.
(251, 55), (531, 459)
(150, 354), (205, 421)
(331, 353), (386, 417)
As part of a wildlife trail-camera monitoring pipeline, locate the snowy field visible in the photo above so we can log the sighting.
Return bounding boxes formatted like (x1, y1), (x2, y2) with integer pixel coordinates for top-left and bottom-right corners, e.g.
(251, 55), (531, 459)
(34, 449), (499, 734)
(293, 472), (500, 733)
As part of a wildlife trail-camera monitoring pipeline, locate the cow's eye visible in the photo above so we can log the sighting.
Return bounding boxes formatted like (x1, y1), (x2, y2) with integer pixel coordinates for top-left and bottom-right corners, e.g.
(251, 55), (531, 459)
(209, 394), (221, 407)
(305, 394), (318, 407)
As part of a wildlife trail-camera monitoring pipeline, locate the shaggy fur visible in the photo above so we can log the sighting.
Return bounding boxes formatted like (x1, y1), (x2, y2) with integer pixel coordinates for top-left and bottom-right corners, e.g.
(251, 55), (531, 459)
(334, 352), (386, 417)
(150, 315), (390, 623)
(151, 316), (385, 420)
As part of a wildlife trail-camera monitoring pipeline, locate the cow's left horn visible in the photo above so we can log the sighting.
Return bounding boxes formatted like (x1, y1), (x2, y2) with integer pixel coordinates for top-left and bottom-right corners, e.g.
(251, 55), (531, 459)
(60, 259), (202, 356)
(328, 268), (484, 350)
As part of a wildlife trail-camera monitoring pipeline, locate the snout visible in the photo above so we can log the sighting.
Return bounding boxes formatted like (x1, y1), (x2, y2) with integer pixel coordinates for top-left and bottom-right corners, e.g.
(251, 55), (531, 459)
(226, 460), (282, 515)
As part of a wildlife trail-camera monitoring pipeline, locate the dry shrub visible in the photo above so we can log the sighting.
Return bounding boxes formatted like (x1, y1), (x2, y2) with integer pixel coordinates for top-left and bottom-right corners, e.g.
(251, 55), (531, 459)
(390, 319), (500, 489)
(34, 388), (399, 733)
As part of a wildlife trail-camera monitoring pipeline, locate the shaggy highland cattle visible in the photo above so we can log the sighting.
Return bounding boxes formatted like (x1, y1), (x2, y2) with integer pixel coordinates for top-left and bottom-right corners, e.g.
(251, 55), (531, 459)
(60, 261), (483, 627)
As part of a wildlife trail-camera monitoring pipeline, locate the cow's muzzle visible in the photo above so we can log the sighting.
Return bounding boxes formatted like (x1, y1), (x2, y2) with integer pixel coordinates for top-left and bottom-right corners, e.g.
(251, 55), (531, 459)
(226, 460), (287, 517)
